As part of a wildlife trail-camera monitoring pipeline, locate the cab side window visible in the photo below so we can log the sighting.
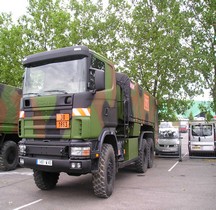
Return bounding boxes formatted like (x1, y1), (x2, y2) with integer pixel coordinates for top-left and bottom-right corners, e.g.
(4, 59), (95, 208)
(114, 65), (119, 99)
(91, 56), (105, 71)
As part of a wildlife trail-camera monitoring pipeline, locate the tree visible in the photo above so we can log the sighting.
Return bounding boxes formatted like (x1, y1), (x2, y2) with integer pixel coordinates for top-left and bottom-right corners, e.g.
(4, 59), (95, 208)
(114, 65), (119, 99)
(19, 0), (72, 53)
(198, 102), (213, 121)
(188, 111), (194, 121)
(114, 0), (205, 120)
(182, 0), (216, 112)
(0, 0), (214, 121)
(0, 13), (24, 86)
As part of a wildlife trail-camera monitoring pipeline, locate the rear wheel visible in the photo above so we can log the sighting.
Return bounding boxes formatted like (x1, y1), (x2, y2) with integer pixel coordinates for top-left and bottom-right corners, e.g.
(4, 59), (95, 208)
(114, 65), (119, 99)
(33, 170), (60, 190)
(135, 139), (148, 173)
(0, 141), (18, 171)
(179, 145), (182, 161)
(189, 149), (193, 157)
(92, 144), (116, 198)
(147, 138), (154, 168)
(188, 145), (193, 157)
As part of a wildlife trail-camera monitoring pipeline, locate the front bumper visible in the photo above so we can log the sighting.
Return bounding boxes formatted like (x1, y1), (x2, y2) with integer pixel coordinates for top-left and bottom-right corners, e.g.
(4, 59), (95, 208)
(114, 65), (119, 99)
(155, 145), (180, 155)
(19, 139), (99, 174)
(19, 156), (92, 174)
(189, 145), (215, 153)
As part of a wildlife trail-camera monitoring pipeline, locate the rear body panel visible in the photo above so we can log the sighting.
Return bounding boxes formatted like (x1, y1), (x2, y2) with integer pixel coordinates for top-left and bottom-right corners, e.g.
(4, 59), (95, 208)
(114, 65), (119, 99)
(0, 84), (21, 134)
(188, 121), (215, 154)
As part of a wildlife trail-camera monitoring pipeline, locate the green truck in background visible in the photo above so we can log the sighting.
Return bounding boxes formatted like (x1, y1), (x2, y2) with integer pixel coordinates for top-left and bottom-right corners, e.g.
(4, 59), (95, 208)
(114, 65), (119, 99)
(0, 84), (21, 171)
(18, 46), (158, 198)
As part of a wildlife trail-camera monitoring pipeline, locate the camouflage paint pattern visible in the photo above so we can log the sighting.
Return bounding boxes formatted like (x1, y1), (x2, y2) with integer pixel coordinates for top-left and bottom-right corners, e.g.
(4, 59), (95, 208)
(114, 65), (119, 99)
(0, 84), (22, 134)
(129, 82), (157, 125)
(19, 47), (117, 140)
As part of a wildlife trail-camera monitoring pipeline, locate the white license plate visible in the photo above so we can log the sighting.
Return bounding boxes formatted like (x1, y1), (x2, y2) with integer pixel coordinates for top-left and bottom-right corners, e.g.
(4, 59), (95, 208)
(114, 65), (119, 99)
(36, 159), (52, 166)
(192, 146), (201, 150)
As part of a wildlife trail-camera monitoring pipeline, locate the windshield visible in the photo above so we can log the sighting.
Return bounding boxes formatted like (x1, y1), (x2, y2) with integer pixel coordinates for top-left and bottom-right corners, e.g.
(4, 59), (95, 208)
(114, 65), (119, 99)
(159, 122), (173, 128)
(159, 130), (179, 139)
(23, 58), (87, 96)
(192, 125), (213, 136)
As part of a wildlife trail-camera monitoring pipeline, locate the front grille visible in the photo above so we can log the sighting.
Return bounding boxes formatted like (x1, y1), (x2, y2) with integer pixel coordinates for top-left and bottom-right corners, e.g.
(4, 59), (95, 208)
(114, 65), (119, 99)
(23, 107), (71, 139)
(159, 144), (175, 148)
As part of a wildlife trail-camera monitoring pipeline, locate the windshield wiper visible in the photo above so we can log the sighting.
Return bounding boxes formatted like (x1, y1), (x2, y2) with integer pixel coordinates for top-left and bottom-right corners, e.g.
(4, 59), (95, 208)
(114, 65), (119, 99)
(43, 90), (68, 94)
(23, 92), (41, 96)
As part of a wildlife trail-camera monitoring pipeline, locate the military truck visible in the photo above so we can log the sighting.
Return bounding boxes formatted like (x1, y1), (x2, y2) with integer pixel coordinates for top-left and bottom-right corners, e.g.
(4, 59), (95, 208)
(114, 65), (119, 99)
(0, 84), (21, 170)
(18, 46), (158, 198)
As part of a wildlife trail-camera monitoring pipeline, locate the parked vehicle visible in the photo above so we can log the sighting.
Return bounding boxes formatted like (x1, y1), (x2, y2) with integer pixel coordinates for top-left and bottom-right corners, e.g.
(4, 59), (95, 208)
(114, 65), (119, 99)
(0, 84), (21, 170)
(188, 121), (216, 156)
(156, 123), (181, 156)
(18, 45), (158, 198)
(179, 124), (188, 133)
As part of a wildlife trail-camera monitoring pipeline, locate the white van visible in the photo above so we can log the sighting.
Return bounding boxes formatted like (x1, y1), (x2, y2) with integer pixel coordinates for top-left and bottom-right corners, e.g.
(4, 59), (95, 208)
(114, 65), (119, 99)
(188, 121), (215, 156)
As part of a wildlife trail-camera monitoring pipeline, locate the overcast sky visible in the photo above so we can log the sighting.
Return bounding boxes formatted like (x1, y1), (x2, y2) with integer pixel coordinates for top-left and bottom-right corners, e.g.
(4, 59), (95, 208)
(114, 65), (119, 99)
(0, 0), (27, 19)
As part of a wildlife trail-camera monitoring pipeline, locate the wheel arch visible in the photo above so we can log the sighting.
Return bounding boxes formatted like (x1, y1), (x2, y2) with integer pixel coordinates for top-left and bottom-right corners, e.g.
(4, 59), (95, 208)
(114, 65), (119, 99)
(139, 131), (154, 150)
(141, 124), (155, 138)
(0, 134), (20, 147)
(97, 128), (118, 156)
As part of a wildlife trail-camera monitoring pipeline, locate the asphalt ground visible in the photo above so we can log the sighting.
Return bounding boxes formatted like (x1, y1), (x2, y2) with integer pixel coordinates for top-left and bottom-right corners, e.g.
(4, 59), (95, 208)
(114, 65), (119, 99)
(0, 133), (216, 210)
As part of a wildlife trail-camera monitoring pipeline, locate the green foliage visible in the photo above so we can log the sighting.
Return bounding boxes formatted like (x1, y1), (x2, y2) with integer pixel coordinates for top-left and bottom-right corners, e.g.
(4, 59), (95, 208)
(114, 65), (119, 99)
(19, 0), (72, 52)
(158, 99), (193, 121)
(182, 0), (216, 112)
(198, 103), (213, 121)
(0, 0), (215, 119)
(0, 13), (24, 86)
(188, 112), (194, 121)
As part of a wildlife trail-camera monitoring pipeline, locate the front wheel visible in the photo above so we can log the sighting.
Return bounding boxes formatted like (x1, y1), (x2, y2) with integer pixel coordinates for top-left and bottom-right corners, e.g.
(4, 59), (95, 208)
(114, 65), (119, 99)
(33, 170), (60, 190)
(92, 144), (116, 198)
(0, 141), (18, 171)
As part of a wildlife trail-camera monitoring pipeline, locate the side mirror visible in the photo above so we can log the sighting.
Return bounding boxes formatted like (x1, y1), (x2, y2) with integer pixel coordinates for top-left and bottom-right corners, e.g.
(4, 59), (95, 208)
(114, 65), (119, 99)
(88, 68), (105, 93)
(95, 69), (105, 91)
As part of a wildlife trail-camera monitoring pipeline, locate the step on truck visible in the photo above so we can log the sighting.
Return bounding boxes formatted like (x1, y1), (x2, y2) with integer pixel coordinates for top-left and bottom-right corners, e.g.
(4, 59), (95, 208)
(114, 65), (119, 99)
(18, 45), (158, 198)
(188, 121), (216, 156)
(0, 84), (21, 170)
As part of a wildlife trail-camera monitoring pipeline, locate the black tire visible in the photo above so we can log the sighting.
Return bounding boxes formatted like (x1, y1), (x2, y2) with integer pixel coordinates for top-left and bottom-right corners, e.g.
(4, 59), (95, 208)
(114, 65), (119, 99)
(188, 146), (193, 157)
(135, 139), (148, 173)
(147, 138), (154, 168)
(33, 170), (60, 190)
(0, 141), (18, 171)
(189, 149), (193, 157)
(92, 144), (116, 198)
(179, 145), (182, 161)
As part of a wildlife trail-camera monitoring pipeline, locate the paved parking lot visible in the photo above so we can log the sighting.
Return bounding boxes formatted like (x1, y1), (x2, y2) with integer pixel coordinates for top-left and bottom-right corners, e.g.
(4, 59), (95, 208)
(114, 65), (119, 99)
(0, 133), (216, 210)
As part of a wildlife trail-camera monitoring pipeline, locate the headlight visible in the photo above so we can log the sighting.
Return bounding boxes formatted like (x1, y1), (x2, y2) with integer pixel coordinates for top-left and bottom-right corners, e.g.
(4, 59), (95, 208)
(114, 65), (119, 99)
(19, 144), (26, 155)
(19, 111), (25, 119)
(174, 141), (180, 147)
(71, 147), (90, 157)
